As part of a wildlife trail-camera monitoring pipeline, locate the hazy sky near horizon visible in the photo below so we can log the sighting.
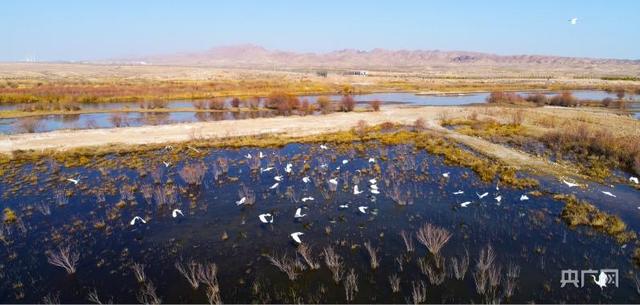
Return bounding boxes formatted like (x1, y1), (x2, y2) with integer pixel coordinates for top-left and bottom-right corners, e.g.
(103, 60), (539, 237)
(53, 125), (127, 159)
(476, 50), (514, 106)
(2, 0), (639, 61)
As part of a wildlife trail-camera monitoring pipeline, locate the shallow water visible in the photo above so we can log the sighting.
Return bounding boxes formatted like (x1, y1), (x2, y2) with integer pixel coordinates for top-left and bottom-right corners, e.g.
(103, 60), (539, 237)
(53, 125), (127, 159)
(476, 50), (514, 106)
(1, 143), (638, 303)
(0, 90), (628, 134)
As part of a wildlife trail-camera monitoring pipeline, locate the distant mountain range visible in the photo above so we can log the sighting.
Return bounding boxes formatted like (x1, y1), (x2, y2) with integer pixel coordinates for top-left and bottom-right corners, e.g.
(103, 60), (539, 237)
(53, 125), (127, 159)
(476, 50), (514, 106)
(114, 44), (639, 70)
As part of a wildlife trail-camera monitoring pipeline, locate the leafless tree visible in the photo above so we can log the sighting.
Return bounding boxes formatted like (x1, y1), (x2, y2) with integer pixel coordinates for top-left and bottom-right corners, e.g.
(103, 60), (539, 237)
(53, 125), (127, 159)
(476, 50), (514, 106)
(450, 250), (469, 280)
(503, 262), (520, 299)
(136, 281), (161, 305)
(400, 230), (415, 252)
(131, 262), (146, 283)
(388, 274), (401, 293)
(175, 260), (200, 289)
(179, 162), (206, 185)
(266, 253), (299, 281)
(363, 241), (380, 269)
(323, 246), (344, 283)
(297, 244), (320, 270)
(411, 280), (427, 304)
(197, 263), (221, 304)
(344, 268), (358, 302)
(47, 245), (79, 274)
(42, 292), (60, 304)
(416, 223), (452, 257)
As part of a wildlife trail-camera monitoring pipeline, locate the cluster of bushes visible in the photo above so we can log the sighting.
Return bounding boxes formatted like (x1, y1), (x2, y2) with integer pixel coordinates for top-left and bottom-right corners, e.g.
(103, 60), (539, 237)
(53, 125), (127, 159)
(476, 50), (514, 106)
(192, 99), (226, 110)
(488, 91), (579, 107)
(139, 100), (168, 109)
(486, 92), (525, 104)
(17, 100), (82, 112)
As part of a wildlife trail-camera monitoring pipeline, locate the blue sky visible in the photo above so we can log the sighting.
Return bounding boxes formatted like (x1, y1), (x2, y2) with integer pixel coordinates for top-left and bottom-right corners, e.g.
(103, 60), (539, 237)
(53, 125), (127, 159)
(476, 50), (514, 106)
(2, 0), (639, 61)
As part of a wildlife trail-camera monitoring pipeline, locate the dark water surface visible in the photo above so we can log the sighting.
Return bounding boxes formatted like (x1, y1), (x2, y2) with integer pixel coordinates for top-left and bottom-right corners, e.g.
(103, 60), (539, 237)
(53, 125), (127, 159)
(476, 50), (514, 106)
(1, 143), (638, 303)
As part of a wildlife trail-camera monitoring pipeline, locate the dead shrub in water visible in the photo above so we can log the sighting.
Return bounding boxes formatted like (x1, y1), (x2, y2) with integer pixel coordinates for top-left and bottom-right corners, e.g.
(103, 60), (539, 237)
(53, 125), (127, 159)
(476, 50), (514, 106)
(136, 281), (161, 305)
(175, 260), (201, 289)
(46, 245), (79, 274)
(197, 263), (222, 304)
(416, 223), (452, 257)
(339, 95), (356, 112)
(323, 246), (344, 283)
(299, 99), (314, 115)
(266, 91), (299, 115)
(400, 230), (415, 252)
(231, 97), (241, 108)
(193, 100), (209, 110)
(549, 91), (577, 107)
(354, 120), (369, 138)
(297, 244), (320, 270)
(486, 91), (525, 104)
(503, 262), (520, 299)
(15, 117), (43, 133)
(450, 250), (469, 280)
(179, 162), (206, 186)
(363, 240), (380, 269)
(208, 98), (226, 110)
(344, 268), (358, 302)
(131, 262), (146, 283)
(317, 96), (333, 114)
(237, 184), (256, 206)
(388, 274), (401, 293)
(411, 280), (427, 304)
(266, 252), (299, 281)
(370, 99), (381, 111)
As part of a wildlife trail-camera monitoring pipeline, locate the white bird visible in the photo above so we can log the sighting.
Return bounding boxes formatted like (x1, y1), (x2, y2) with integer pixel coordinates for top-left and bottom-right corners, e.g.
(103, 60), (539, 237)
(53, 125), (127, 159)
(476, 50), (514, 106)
(591, 271), (608, 289)
(342, 159), (349, 165)
(302, 176), (311, 183)
(172, 209), (184, 218)
(162, 161), (171, 167)
(320, 144), (328, 150)
(320, 163), (328, 168)
(353, 185), (363, 195)
(442, 172), (450, 178)
(67, 178), (79, 185)
(130, 216), (146, 225)
(358, 206), (368, 214)
(562, 179), (580, 188)
(495, 195), (502, 203)
(569, 17), (578, 25)
(285, 163), (293, 173)
(476, 192), (489, 199)
(301, 197), (314, 202)
(453, 190), (464, 195)
(370, 189), (380, 195)
(601, 191), (616, 198)
(460, 201), (471, 208)
(370, 184), (378, 190)
(258, 151), (264, 158)
(520, 195), (529, 201)
(236, 197), (247, 206)
(260, 167), (274, 173)
(368, 158), (375, 163)
(339, 204), (349, 209)
(290, 232), (304, 244)
(245, 153), (252, 159)
(269, 183), (279, 189)
(258, 213), (274, 224)
(274, 175), (283, 181)
(329, 178), (338, 185)
(369, 178), (377, 184)
(630, 177), (639, 184)
(294, 208), (307, 218)
(336, 166), (341, 170)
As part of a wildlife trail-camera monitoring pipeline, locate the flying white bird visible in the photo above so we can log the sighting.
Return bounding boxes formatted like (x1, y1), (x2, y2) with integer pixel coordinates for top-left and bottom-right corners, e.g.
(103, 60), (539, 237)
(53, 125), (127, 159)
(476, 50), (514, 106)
(460, 201), (471, 208)
(495, 195), (502, 203)
(442, 172), (450, 178)
(258, 213), (274, 224)
(358, 206), (368, 214)
(290, 232), (304, 244)
(162, 161), (171, 167)
(336, 166), (341, 170)
(370, 184), (378, 190)
(562, 179), (580, 188)
(285, 163), (293, 173)
(353, 185), (363, 195)
(477, 192), (489, 199)
(301, 197), (314, 202)
(67, 178), (79, 185)
(302, 176), (311, 183)
(339, 204), (349, 209)
(601, 191), (616, 198)
(370, 189), (380, 195)
(236, 197), (247, 206)
(274, 175), (283, 182)
(329, 178), (338, 185)
(259, 151), (265, 158)
(260, 167), (274, 173)
(368, 158), (375, 163)
(569, 17), (578, 25)
(320, 163), (328, 168)
(245, 153), (252, 159)
(592, 271), (608, 289)
(453, 190), (464, 195)
(342, 159), (349, 165)
(269, 183), (279, 189)
(320, 144), (328, 150)
(630, 177), (639, 184)
(172, 209), (184, 218)
(130, 216), (146, 225)
(369, 178), (377, 184)
(294, 208), (307, 218)
(520, 195), (529, 201)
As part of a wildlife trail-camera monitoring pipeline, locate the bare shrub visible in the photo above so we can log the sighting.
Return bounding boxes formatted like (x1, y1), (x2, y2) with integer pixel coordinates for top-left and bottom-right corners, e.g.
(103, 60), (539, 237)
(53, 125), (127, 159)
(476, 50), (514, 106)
(510, 109), (525, 126)
(363, 240), (380, 269)
(354, 120), (368, 138)
(317, 96), (333, 114)
(179, 162), (206, 185)
(411, 280), (427, 304)
(450, 250), (469, 280)
(208, 98), (226, 110)
(344, 268), (358, 302)
(323, 246), (344, 283)
(476, 244), (496, 272)
(231, 97), (241, 108)
(299, 99), (314, 115)
(87, 288), (108, 304)
(193, 100), (209, 110)
(486, 91), (524, 104)
(15, 117), (43, 133)
(267, 252), (299, 281)
(131, 262), (146, 283)
(237, 184), (256, 206)
(549, 91), (577, 107)
(414, 118), (426, 130)
(525, 93), (548, 106)
(136, 281), (161, 305)
(198, 263), (222, 304)
(416, 223), (452, 256)
(297, 244), (320, 270)
(47, 245), (79, 274)
(503, 262), (520, 299)
(340, 95), (356, 112)
(388, 274), (401, 293)
(370, 99), (381, 111)
(175, 260), (201, 289)
(109, 112), (128, 127)
(400, 230), (415, 252)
